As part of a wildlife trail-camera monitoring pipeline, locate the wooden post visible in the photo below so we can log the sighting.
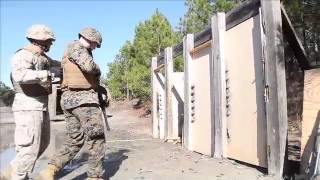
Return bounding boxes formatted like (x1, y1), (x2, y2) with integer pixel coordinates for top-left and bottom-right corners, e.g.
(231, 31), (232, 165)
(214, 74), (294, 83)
(158, 73), (166, 139)
(48, 84), (57, 120)
(165, 47), (173, 139)
(261, 0), (287, 177)
(183, 34), (194, 149)
(152, 57), (159, 138)
(211, 12), (227, 158)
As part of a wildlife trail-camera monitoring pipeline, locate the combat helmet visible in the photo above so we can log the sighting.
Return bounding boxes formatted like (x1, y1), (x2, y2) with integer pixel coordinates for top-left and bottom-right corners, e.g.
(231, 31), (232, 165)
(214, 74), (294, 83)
(79, 27), (102, 48)
(26, 24), (55, 41)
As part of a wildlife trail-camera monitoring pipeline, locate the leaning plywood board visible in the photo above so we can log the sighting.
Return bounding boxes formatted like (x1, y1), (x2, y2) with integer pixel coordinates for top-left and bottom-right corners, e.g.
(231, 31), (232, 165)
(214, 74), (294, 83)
(188, 45), (213, 156)
(225, 15), (267, 167)
(301, 69), (320, 173)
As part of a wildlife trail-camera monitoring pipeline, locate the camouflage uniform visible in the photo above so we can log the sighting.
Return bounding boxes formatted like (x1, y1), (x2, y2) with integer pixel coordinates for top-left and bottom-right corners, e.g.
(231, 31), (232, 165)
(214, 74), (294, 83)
(49, 39), (106, 178)
(10, 24), (57, 180)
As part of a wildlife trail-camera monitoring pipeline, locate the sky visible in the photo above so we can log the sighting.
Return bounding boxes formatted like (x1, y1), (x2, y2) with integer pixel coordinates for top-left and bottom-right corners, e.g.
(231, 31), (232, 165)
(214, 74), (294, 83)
(0, 0), (186, 87)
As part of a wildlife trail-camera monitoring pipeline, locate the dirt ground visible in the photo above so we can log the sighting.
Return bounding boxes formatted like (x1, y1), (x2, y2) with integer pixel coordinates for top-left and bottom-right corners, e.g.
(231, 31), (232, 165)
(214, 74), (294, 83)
(0, 104), (278, 180)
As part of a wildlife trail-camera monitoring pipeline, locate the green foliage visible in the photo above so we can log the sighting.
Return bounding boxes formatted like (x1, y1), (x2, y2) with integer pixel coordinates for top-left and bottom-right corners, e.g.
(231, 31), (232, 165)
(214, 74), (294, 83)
(178, 0), (238, 35)
(174, 55), (184, 72)
(0, 81), (15, 106)
(283, 0), (320, 65)
(213, 0), (237, 13)
(106, 10), (179, 100)
(179, 0), (213, 35)
(106, 0), (244, 101)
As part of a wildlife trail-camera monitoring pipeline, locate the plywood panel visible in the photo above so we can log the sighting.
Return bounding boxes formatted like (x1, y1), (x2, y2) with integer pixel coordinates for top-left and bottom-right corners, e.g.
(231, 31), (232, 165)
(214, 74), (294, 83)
(156, 73), (166, 139)
(172, 73), (184, 139)
(189, 45), (213, 155)
(225, 15), (267, 167)
(301, 69), (320, 173)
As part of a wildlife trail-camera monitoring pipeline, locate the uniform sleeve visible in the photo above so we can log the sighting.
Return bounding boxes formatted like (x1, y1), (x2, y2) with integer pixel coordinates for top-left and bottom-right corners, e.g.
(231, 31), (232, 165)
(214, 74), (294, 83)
(66, 43), (101, 75)
(48, 58), (61, 68)
(11, 51), (49, 84)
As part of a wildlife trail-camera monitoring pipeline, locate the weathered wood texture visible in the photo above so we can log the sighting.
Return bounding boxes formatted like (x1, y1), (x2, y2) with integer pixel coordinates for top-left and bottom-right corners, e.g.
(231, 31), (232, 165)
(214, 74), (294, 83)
(183, 34), (194, 149)
(281, 5), (310, 70)
(211, 13), (227, 158)
(152, 57), (159, 138)
(165, 47), (174, 139)
(226, 0), (260, 30)
(224, 14), (267, 167)
(261, 0), (288, 177)
(156, 73), (166, 139)
(301, 69), (320, 174)
(173, 43), (183, 58)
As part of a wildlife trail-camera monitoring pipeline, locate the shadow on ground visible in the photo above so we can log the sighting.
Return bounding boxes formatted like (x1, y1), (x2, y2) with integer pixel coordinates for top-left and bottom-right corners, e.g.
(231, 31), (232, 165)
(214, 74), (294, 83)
(60, 149), (129, 180)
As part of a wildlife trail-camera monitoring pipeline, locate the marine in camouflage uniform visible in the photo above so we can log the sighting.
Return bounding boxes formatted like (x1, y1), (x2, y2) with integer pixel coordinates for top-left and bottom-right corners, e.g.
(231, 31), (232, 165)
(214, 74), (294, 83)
(39, 27), (106, 180)
(2, 24), (59, 180)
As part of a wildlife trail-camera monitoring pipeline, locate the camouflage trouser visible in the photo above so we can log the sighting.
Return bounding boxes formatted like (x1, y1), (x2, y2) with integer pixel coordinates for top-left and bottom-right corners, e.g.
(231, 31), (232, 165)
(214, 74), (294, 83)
(11, 110), (50, 180)
(50, 105), (106, 178)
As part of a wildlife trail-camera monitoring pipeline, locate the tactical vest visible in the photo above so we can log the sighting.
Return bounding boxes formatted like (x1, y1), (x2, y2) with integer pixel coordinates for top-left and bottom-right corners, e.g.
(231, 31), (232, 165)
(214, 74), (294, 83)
(61, 55), (98, 90)
(11, 45), (52, 97)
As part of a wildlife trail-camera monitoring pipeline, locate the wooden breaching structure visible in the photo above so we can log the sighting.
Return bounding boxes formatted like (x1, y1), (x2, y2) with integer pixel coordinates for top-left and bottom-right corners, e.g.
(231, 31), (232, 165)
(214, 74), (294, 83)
(151, 0), (319, 178)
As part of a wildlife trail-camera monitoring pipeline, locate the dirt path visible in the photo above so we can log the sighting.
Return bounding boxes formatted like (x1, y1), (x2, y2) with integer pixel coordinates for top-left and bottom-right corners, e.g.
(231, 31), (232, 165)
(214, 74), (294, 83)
(0, 104), (275, 180)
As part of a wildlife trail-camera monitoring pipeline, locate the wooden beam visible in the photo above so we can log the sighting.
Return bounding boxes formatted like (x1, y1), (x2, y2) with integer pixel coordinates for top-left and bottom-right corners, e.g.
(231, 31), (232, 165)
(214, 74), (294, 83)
(173, 42), (183, 58)
(261, 0), (288, 177)
(154, 64), (165, 73)
(190, 41), (211, 55)
(212, 12), (227, 158)
(226, 0), (260, 30)
(183, 34), (194, 149)
(194, 27), (212, 48)
(281, 5), (311, 70)
(165, 47), (174, 139)
(152, 57), (159, 138)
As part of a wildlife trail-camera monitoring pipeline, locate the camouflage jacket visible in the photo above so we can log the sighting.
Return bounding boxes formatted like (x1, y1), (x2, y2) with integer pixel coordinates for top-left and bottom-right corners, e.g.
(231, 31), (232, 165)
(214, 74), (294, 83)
(61, 40), (101, 110)
(11, 44), (60, 111)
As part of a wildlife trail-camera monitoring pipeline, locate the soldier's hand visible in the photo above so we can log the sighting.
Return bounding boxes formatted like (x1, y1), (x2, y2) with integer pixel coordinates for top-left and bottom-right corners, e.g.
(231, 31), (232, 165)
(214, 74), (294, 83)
(37, 70), (51, 83)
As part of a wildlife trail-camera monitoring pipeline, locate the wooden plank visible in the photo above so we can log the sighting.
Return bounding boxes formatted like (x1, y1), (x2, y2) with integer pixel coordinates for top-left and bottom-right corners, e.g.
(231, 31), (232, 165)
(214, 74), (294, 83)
(183, 34), (194, 149)
(190, 41), (211, 55)
(212, 12), (227, 158)
(281, 5), (311, 70)
(226, 0), (260, 30)
(261, 0), (288, 177)
(165, 47), (174, 139)
(189, 44), (213, 155)
(225, 14), (267, 167)
(152, 57), (159, 138)
(154, 64), (165, 73)
(194, 27), (212, 48)
(48, 84), (58, 120)
(157, 73), (166, 139)
(301, 69), (320, 174)
(173, 42), (183, 58)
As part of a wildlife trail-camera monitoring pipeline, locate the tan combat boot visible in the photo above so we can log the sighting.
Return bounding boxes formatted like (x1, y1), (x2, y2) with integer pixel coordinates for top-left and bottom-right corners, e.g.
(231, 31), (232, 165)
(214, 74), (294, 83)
(35, 164), (59, 180)
(0, 165), (12, 180)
